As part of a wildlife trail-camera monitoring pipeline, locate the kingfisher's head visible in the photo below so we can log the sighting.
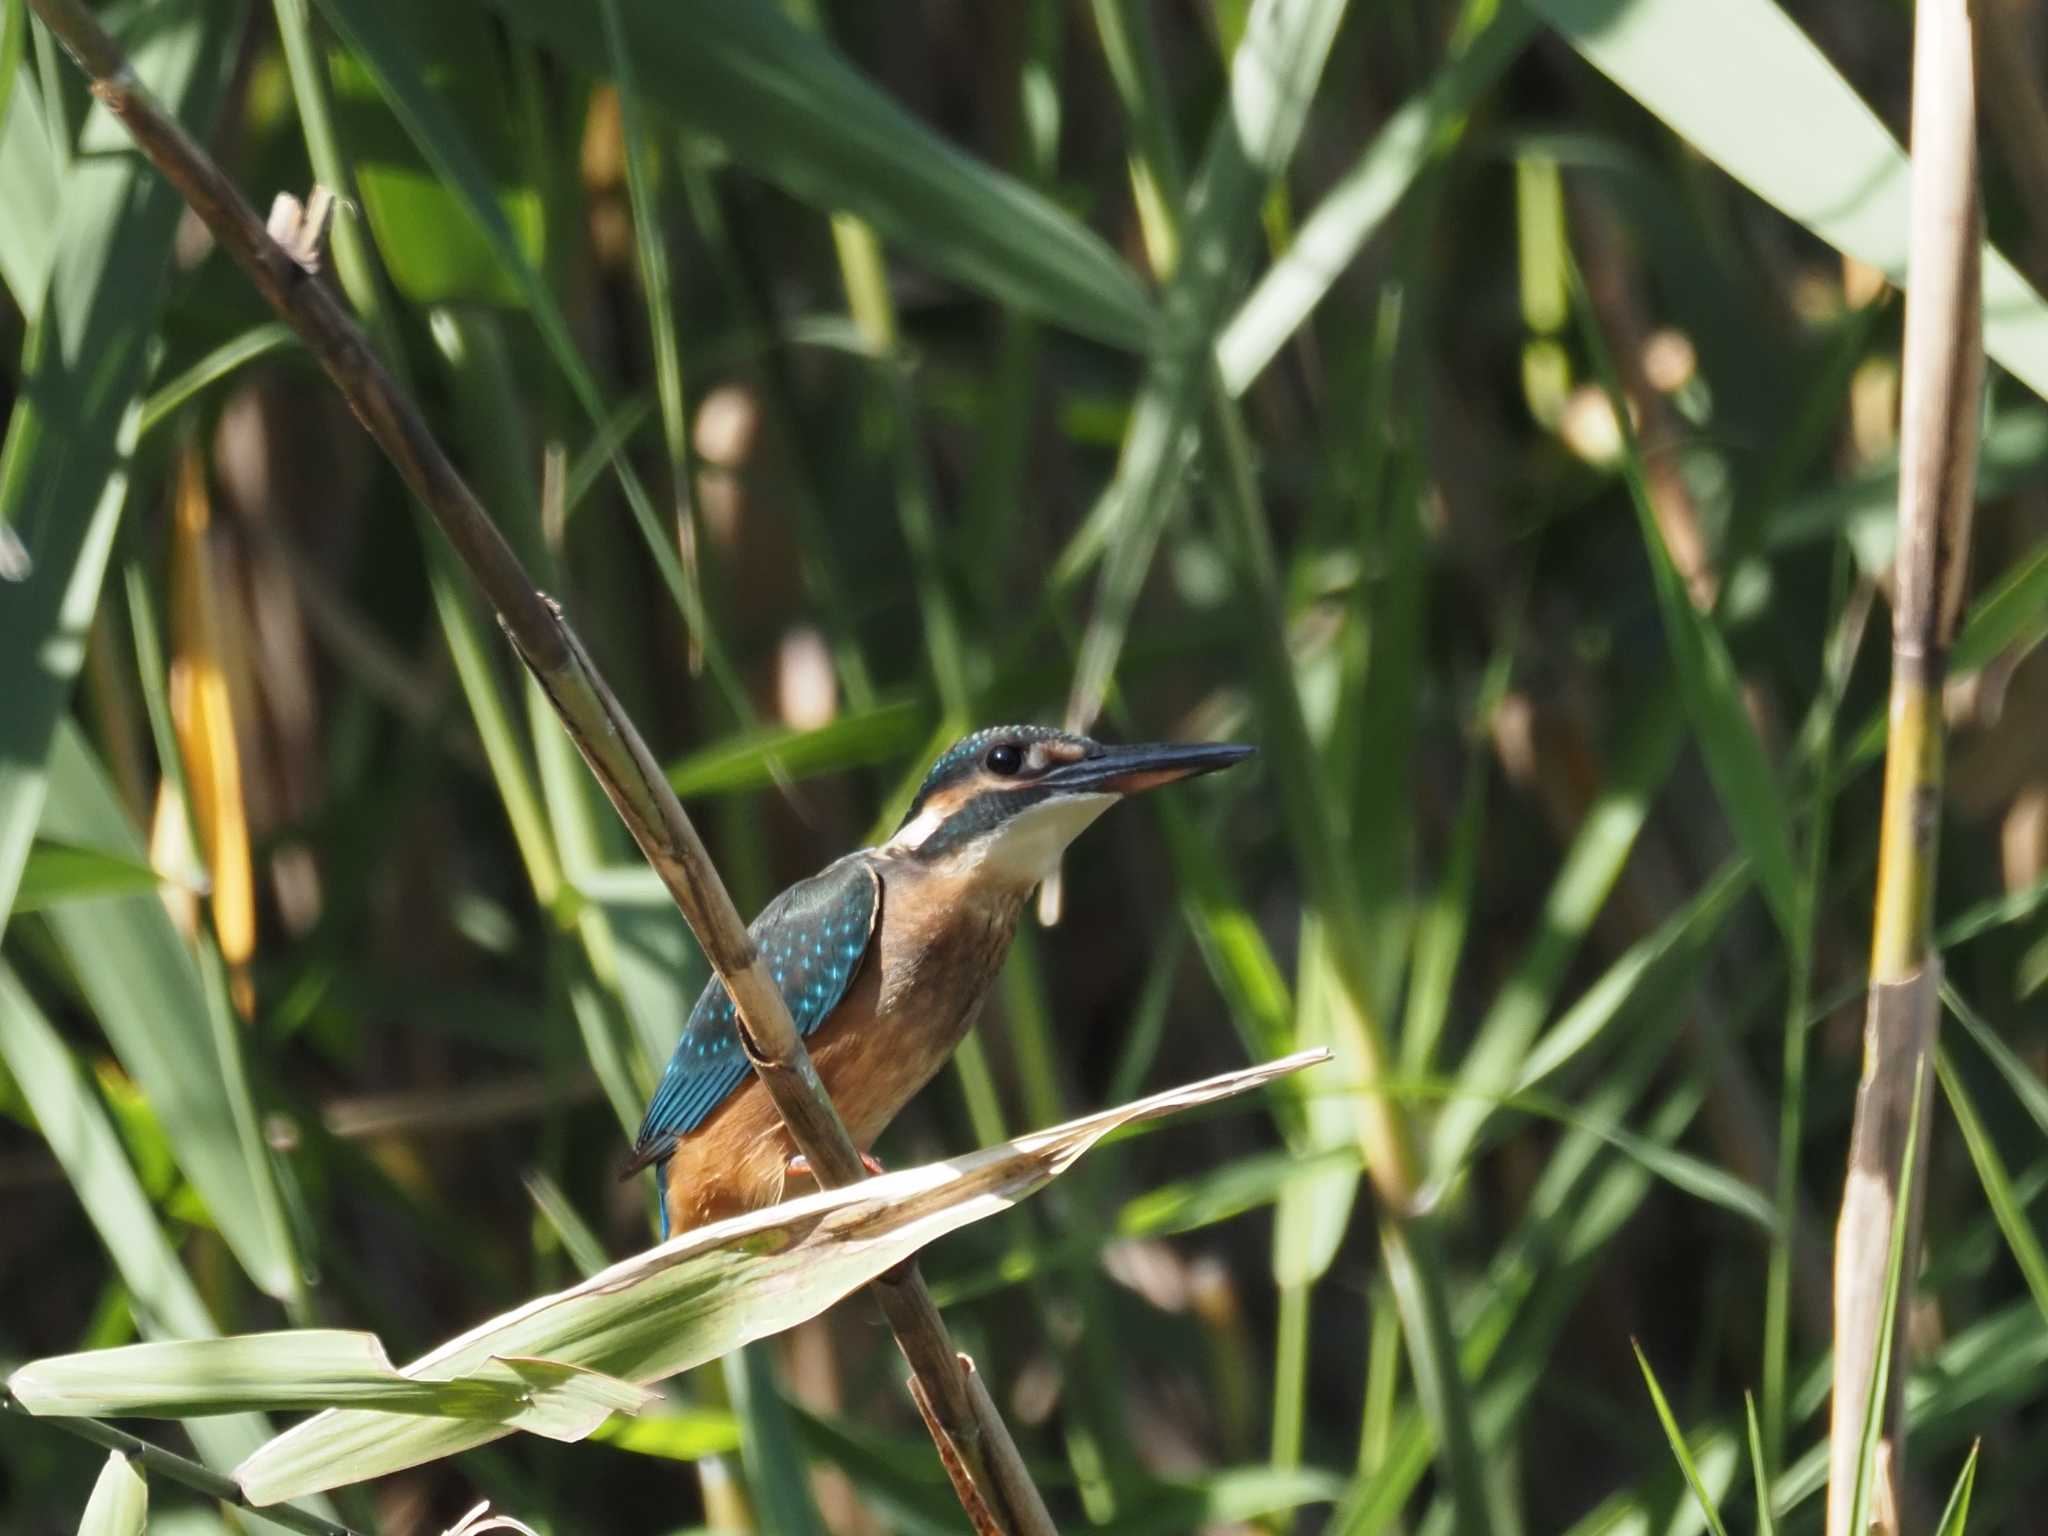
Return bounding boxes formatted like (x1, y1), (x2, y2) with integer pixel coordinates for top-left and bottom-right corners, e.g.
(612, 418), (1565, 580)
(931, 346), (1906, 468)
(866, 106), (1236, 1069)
(885, 725), (1253, 882)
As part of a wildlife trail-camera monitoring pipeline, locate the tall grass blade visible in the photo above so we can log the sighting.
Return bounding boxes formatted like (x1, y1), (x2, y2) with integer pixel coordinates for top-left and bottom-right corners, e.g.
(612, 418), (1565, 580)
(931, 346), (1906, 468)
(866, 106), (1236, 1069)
(0, 0), (235, 938)
(1936, 1047), (2048, 1328)
(137, 323), (300, 438)
(1631, 1340), (1732, 1536)
(1932, 1441), (1980, 1536)
(1945, 981), (2048, 1138)
(1744, 1393), (1779, 1536)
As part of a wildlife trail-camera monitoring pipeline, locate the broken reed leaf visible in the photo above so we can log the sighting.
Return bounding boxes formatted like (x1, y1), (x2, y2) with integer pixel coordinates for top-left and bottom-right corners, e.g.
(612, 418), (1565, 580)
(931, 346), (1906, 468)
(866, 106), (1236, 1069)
(199, 1050), (1320, 1504)
(7, 1329), (656, 1444)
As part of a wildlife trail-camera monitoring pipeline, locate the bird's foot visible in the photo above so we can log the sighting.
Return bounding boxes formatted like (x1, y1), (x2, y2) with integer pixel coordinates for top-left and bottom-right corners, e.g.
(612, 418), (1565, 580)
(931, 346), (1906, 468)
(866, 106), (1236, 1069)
(785, 1150), (886, 1183)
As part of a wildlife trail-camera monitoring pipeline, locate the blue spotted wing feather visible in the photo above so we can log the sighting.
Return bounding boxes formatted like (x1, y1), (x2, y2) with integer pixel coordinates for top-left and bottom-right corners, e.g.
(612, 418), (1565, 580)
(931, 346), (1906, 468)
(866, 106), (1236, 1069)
(625, 855), (880, 1176)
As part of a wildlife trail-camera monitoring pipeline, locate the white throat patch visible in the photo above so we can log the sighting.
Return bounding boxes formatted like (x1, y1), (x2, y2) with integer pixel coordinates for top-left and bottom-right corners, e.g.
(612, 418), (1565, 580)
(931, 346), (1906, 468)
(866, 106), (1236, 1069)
(888, 791), (1118, 882)
(973, 792), (1117, 882)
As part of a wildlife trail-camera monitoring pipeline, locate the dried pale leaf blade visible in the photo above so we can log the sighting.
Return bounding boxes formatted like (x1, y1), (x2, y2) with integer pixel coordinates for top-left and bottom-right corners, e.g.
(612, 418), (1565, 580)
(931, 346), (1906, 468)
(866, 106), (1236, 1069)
(8, 1330), (656, 1434)
(235, 1050), (1324, 1504)
(11, 1332), (401, 1417)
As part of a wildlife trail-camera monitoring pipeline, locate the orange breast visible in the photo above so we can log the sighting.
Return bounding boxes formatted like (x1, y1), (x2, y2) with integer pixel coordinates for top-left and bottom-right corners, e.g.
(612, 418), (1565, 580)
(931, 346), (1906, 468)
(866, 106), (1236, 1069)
(660, 861), (1030, 1235)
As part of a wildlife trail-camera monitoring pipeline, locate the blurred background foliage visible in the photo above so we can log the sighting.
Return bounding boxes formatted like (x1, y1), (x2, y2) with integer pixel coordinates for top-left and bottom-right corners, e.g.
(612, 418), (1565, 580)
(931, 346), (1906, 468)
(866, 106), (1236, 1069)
(4, 0), (2048, 1531)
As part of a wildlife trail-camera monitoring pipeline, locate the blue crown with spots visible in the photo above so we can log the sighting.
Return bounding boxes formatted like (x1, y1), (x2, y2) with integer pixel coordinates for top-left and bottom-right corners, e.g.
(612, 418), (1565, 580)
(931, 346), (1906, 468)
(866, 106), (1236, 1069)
(900, 724), (1090, 823)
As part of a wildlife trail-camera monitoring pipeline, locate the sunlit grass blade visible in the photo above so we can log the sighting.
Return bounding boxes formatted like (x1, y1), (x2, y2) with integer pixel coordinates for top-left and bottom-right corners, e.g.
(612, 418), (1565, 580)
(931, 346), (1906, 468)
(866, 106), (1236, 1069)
(74, 1450), (146, 1536)
(1936, 1047), (2048, 1327)
(1529, 0), (2048, 402)
(137, 323), (299, 438)
(482, 0), (1153, 350)
(524, 1169), (612, 1281)
(1512, 857), (1748, 1093)
(1632, 1340), (1733, 1536)
(1329, 1051), (1697, 1531)
(1743, 1393), (1778, 1536)
(1160, 799), (1296, 1067)
(592, 1405), (742, 1464)
(1486, 1085), (1777, 1233)
(1933, 1441), (1980, 1536)
(1944, 980), (2048, 1137)
(0, 0), (235, 938)
(1275, 918), (1364, 1288)
(233, 1052), (1323, 1504)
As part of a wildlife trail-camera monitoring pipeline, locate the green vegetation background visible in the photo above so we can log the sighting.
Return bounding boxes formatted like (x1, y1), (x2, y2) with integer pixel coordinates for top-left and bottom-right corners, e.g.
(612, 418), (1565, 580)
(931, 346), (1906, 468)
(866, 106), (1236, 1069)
(3, 0), (2048, 1531)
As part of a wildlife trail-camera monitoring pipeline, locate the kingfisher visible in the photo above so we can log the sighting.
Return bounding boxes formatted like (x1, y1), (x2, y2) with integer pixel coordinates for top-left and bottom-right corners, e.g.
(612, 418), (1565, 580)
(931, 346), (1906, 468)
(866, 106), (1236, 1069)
(624, 724), (1253, 1237)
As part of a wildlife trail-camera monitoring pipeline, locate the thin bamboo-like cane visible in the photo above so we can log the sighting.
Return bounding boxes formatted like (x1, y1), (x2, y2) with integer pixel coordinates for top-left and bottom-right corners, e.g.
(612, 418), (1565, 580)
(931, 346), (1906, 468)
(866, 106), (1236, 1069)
(0, 1390), (360, 1536)
(20, 3), (1055, 1530)
(1828, 0), (1982, 1530)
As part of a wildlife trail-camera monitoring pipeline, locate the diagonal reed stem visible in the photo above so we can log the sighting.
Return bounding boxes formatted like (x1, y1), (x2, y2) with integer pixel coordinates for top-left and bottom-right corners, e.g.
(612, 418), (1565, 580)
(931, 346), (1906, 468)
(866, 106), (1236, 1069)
(0, 1390), (360, 1536)
(1828, 0), (1982, 1530)
(20, 3), (1055, 1530)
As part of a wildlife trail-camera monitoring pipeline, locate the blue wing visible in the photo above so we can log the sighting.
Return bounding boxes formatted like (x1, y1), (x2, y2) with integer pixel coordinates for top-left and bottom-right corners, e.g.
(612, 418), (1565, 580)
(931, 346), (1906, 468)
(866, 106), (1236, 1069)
(626, 854), (879, 1177)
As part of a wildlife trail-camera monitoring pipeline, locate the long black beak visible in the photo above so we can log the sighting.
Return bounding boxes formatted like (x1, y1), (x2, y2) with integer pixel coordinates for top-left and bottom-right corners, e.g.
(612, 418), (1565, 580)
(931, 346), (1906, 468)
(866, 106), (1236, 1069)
(1041, 740), (1255, 796)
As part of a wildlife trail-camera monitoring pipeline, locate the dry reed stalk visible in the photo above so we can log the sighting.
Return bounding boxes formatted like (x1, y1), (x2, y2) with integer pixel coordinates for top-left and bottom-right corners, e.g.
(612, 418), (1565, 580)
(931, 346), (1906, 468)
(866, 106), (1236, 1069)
(1827, 0), (1982, 1529)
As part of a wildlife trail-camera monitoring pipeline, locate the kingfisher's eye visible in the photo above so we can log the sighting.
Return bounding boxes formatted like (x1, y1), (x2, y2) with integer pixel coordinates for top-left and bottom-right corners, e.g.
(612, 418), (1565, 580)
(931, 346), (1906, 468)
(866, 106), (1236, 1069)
(985, 743), (1024, 776)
